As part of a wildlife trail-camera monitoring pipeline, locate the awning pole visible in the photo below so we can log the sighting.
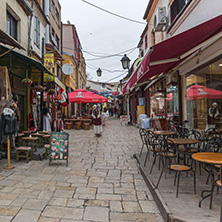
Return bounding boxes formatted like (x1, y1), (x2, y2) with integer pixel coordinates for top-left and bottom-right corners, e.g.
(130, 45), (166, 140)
(41, 37), (45, 130)
(0, 47), (15, 58)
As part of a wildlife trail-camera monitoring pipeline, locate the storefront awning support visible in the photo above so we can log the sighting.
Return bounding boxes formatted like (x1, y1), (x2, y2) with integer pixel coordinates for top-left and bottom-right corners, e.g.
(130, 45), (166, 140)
(177, 70), (183, 125)
(0, 47), (15, 58)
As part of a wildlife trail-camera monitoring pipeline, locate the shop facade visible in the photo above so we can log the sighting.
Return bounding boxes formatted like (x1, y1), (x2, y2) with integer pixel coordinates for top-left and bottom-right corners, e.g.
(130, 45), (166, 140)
(123, 14), (222, 130)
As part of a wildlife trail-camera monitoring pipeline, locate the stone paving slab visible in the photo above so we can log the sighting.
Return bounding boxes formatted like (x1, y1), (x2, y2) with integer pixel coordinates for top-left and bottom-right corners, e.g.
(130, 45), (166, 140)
(0, 118), (163, 222)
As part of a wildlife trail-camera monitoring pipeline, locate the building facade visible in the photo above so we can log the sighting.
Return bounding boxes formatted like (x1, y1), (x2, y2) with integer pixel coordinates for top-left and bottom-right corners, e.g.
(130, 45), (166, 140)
(123, 0), (222, 131)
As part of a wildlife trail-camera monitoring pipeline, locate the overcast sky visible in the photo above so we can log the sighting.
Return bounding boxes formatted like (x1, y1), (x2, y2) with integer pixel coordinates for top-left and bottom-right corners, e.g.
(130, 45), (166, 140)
(59, 0), (148, 83)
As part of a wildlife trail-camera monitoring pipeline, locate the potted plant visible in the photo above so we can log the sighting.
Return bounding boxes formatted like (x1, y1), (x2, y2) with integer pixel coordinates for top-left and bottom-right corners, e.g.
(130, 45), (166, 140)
(21, 78), (32, 87)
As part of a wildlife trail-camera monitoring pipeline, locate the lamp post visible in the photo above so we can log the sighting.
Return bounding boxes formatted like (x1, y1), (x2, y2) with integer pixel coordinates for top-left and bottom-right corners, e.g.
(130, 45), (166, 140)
(96, 68), (102, 77)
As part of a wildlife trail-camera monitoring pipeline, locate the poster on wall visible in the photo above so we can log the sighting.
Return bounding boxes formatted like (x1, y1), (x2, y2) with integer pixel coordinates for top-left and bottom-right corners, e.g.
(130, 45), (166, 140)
(49, 132), (69, 167)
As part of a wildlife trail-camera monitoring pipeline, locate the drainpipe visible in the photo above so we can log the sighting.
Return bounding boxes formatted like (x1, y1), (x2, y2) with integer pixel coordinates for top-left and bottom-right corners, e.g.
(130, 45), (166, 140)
(27, 0), (34, 56)
(44, 0), (50, 44)
(41, 37), (45, 130)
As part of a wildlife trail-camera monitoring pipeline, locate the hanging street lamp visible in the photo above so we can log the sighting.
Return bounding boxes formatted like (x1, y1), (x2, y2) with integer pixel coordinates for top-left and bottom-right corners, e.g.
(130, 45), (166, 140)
(96, 68), (102, 77)
(120, 54), (131, 70)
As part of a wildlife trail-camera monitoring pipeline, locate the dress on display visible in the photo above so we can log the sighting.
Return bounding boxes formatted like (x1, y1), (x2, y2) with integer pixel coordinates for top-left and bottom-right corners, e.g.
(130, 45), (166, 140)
(43, 113), (51, 131)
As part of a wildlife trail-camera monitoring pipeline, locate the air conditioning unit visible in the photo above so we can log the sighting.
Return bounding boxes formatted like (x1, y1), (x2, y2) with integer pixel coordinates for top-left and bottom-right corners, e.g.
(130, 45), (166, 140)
(154, 7), (168, 32)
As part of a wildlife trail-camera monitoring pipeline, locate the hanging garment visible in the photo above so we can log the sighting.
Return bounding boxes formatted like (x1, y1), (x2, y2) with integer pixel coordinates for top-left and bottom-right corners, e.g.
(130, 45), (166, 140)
(28, 113), (35, 131)
(0, 99), (10, 115)
(58, 88), (69, 107)
(30, 89), (37, 105)
(2, 108), (17, 135)
(31, 105), (38, 129)
(43, 113), (51, 131)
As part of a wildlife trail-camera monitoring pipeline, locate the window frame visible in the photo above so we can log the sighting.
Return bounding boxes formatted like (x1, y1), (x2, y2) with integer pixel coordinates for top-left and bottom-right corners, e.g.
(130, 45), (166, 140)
(6, 10), (18, 40)
(34, 16), (40, 48)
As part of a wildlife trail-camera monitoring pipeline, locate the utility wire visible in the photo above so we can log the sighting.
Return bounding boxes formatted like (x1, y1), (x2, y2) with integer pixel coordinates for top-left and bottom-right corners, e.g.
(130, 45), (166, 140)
(63, 46), (137, 61)
(82, 0), (146, 25)
(107, 72), (128, 82)
(85, 48), (136, 61)
(86, 64), (123, 73)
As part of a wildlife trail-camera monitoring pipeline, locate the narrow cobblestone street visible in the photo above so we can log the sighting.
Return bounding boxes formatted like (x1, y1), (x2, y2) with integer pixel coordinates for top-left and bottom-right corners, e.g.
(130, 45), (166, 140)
(0, 118), (163, 222)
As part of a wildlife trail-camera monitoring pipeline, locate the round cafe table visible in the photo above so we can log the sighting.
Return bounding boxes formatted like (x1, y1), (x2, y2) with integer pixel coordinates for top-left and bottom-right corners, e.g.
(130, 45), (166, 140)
(168, 138), (198, 164)
(168, 138), (198, 145)
(192, 152), (222, 222)
(154, 130), (177, 137)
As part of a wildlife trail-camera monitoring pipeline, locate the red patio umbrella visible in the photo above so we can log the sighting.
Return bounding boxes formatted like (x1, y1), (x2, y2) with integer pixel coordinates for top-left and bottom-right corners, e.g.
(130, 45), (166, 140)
(166, 93), (173, 101)
(68, 88), (107, 103)
(186, 84), (222, 100)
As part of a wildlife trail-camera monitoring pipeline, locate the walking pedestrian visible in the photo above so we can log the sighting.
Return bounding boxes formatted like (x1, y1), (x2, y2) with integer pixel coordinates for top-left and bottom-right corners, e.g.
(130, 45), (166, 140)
(92, 105), (102, 137)
(114, 106), (117, 116)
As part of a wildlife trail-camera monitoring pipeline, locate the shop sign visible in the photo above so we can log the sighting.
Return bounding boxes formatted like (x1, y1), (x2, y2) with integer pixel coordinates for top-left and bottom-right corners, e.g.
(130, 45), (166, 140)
(44, 53), (54, 68)
(30, 73), (54, 83)
(55, 77), (66, 90)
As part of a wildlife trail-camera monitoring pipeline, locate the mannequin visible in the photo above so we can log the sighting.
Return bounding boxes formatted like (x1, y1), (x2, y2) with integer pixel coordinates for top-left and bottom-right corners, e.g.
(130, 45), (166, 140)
(207, 102), (219, 129)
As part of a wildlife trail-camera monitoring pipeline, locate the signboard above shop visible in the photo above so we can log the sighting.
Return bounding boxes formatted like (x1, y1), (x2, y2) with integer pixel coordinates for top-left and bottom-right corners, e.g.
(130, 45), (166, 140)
(30, 73), (54, 83)
(44, 53), (54, 68)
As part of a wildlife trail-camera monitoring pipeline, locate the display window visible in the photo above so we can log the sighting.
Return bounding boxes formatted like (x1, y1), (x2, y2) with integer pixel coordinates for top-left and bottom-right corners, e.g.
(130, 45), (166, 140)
(185, 57), (222, 130)
(166, 84), (179, 119)
(150, 92), (165, 118)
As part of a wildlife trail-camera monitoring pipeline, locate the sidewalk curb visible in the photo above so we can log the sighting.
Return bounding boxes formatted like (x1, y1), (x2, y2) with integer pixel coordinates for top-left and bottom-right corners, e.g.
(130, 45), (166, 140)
(134, 154), (188, 222)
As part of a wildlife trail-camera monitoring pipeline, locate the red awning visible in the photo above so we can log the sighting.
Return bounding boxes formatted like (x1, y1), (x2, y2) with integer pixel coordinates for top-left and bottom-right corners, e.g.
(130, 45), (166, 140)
(68, 88), (108, 103)
(123, 14), (222, 94)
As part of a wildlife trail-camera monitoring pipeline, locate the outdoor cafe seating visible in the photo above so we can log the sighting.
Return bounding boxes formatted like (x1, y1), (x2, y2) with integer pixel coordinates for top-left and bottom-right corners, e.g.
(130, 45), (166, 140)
(138, 119), (222, 220)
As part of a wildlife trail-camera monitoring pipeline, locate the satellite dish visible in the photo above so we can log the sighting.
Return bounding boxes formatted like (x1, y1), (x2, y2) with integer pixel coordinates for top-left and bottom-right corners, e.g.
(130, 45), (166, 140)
(62, 63), (74, 75)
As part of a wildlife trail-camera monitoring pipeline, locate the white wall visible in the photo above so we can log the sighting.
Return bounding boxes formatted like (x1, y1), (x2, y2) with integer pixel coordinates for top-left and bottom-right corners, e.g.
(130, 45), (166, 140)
(174, 0), (222, 35)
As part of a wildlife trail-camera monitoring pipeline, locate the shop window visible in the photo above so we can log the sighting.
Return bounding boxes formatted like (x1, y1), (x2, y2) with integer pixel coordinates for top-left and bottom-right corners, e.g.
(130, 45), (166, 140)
(55, 9), (59, 25)
(34, 16), (40, 48)
(170, 0), (191, 24)
(166, 84), (179, 119)
(6, 11), (18, 40)
(51, 0), (55, 18)
(150, 92), (165, 118)
(185, 58), (222, 130)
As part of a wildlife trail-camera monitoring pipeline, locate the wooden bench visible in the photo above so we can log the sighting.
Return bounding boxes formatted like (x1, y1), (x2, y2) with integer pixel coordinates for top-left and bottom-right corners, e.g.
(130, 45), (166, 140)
(120, 115), (129, 125)
(16, 146), (31, 163)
